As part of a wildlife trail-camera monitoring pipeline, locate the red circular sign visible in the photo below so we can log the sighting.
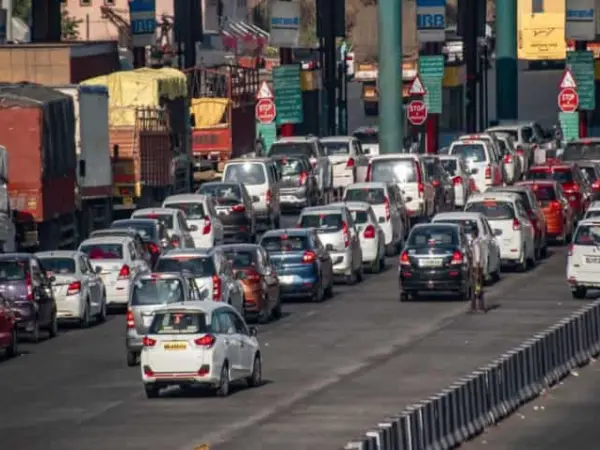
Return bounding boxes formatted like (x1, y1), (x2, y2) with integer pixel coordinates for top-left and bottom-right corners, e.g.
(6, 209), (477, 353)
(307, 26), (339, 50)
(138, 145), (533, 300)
(255, 98), (276, 124)
(407, 100), (428, 126)
(558, 87), (579, 112)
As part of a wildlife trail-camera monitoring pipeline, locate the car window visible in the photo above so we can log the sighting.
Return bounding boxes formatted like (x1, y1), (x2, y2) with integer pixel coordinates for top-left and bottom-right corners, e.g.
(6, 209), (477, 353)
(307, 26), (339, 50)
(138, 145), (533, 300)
(269, 142), (315, 158)
(433, 218), (479, 237)
(261, 234), (309, 251)
(441, 159), (458, 176)
(214, 309), (235, 334)
(228, 311), (248, 335)
(345, 187), (386, 204)
(149, 311), (208, 334)
(39, 257), (77, 275)
(407, 226), (458, 247)
(532, 185), (557, 202)
(353, 130), (379, 145)
(450, 143), (486, 163)
(275, 157), (306, 176)
(0, 259), (28, 281)
(322, 141), (350, 155)
(563, 142), (600, 161)
(465, 200), (515, 220)
(80, 243), (124, 260)
(224, 163), (266, 185)
(222, 249), (257, 269)
(573, 224), (600, 246)
(111, 220), (157, 240)
(521, 127), (533, 143)
(131, 278), (184, 305)
(155, 256), (216, 277)
(299, 213), (343, 230)
(134, 213), (174, 229)
(584, 210), (600, 219)
(371, 159), (418, 183)
(528, 168), (574, 183)
(490, 128), (518, 141)
(164, 202), (205, 220)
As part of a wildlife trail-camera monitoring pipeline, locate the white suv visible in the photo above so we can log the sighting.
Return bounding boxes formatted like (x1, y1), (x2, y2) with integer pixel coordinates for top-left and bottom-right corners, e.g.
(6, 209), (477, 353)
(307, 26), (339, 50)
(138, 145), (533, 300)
(567, 218), (600, 299)
(449, 138), (503, 193)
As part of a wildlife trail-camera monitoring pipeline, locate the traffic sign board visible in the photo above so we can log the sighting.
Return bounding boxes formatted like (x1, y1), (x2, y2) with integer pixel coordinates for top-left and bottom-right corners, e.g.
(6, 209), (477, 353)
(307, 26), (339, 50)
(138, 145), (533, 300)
(256, 98), (277, 124)
(409, 75), (427, 96)
(558, 87), (579, 112)
(559, 68), (577, 89)
(407, 100), (428, 125)
(256, 81), (274, 99)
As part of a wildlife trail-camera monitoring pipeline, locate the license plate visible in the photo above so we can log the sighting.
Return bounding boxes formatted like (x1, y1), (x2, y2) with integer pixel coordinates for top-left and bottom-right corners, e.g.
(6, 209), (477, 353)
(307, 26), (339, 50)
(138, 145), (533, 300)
(278, 275), (296, 283)
(123, 196), (133, 208)
(142, 315), (154, 327)
(586, 256), (600, 263)
(163, 342), (187, 351)
(218, 209), (229, 216)
(282, 196), (296, 201)
(419, 258), (443, 268)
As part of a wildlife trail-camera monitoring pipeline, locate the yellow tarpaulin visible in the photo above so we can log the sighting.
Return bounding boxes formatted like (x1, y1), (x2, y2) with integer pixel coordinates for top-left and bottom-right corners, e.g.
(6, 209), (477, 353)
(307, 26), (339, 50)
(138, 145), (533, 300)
(190, 98), (230, 129)
(81, 68), (187, 126)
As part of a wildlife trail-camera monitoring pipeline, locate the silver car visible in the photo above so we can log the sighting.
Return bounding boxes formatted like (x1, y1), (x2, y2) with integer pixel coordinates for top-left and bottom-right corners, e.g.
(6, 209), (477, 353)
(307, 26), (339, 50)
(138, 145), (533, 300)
(297, 205), (363, 284)
(125, 271), (206, 366)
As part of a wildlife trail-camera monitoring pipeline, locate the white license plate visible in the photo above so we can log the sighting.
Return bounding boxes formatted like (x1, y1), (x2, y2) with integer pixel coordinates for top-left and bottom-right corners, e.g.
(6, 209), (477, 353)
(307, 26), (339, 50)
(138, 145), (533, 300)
(278, 275), (297, 283)
(142, 315), (154, 327)
(217, 209), (229, 216)
(586, 256), (600, 264)
(282, 196), (296, 201)
(419, 258), (443, 268)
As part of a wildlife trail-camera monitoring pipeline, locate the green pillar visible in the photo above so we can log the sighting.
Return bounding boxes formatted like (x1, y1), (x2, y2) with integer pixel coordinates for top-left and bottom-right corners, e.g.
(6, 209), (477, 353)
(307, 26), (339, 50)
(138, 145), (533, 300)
(495, 0), (518, 120)
(378, 0), (403, 153)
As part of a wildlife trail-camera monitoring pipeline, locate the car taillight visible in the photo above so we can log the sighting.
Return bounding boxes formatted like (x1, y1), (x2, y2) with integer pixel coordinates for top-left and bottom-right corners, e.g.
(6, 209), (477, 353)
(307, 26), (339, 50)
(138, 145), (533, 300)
(212, 275), (222, 301)
(67, 281), (81, 296)
(118, 264), (130, 280)
(203, 216), (212, 234)
(147, 242), (160, 254)
(171, 236), (181, 247)
(310, 158), (318, 169)
(512, 218), (521, 230)
(126, 308), (135, 328)
(363, 224), (376, 239)
(485, 165), (491, 179)
(399, 250), (410, 266)
(302, 251), (317, 263)
(415, 162), (424, 196)
(568, 243), (574, 256)
(593, 180), (600, 190)
(25, 272), (33, 301)
(516, 146), (525, 156)
(346, 158), (355, 168)
(504, 154), (512, 163)
(232, 204), (246, 212)
(550, 200), (562, 212)
(418, 183), (424, 195)
(452, 176), (463, 185)
(142, 336), (157, 347)
(384, 196), (391, 221)
(298, 172), (308, 186)
(563, 182), (579, 192)
(342, 221), (350, 247)
(450, 250), (464, 265)
(194, 334), (216, 348)
(245, 270), (262, 282)
(266, 189), (272, 204)
(366, 164), (372, 181)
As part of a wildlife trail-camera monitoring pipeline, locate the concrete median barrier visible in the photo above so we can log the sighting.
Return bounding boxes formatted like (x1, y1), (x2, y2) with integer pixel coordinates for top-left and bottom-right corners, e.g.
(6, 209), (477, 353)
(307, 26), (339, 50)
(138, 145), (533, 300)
(342, 298), (600, 450)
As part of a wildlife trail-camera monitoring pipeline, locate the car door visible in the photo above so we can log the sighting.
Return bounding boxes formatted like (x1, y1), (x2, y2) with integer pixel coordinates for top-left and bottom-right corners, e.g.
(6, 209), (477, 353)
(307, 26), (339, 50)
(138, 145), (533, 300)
(345, 208), (361, 269)
(30, 259), (52, 324)
(177, 212), (195, 248)
(128, 241), (149, 277)
(515, 200), (535, 250)
(479, 217), (497, 271)
(77, 255), (94, 308)
(387, 186), (404, 242)
(353, 139), (369, 182)
(257, 247), (277, 306)
(207, 197), (224, 244)
(228, 310), (254, 375)
(82, 255), (103, 311)
(212, 308), (242, 377)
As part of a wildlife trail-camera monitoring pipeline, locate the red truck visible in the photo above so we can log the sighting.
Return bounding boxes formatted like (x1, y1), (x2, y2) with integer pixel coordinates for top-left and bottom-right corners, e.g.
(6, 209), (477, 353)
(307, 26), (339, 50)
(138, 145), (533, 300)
(186, 64), (259, 173)
(0, 84), (78, 251)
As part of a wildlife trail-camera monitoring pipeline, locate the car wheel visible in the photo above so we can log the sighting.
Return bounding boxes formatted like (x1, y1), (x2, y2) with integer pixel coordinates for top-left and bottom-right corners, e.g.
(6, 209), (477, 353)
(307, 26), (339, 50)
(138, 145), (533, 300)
(356, 265), (364, 282)
(370, 256), (381, 273)
(541, 242), (549, 259)
(385, 244), (397, 257)
(271, 297), (282, 320)
(216, 362), (231, 397)
(97, 294), (107, 323)
(48, 312), (58, 338)
(6, 327), (17, 358)
(572, 287), (587, 299)
(80, 301), (91, 329)
(345, 270), (356, 286)
(312, 279), (324, 302)
(257, 295), (270, 324)
(29, 320), (40, 343)
(517, 247), (528, 272)
(126, 351), (138, 367)
(399, 292), (409, 302)
(324, 276), (334, 298)
(144, 384), (160, 399)
(246, 354), (262, 388)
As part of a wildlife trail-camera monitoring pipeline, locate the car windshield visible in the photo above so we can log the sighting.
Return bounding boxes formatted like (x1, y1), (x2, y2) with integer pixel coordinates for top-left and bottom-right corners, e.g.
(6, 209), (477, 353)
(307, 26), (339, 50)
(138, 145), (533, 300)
(131, 278), (185, 305)
(224, 163), (266, 185)
(532, 185), (557, 202)
(155, 256), (215, 277)
(581, 167), (598, 181)
(261, 235), (309, 252)
(0, 260), (28, 281)
(269, 142), (313, 158)
(433, 219), (479, 237)
(584, 210), (600, 219)
(344, 188), (386, 204)
(407, 226), (458, 247)
(451, 144), (486, 162)
(422, 160), (438, 178)
(353, 130), (379, 145)
(562, 142), (600, 161)
(322, 141), (350, 155)
(441, 159), (458, 175)
(490, 129), (518, 140)
(39, 258), (76, 275)
(199, 184), (242, 206)
(465, 201), (515, 220)
(149, 311), (208, 334)
(79, 243), (123, 260)
(371, 159), (418, 183)
(275, 158), (305, 176)
(350, 210), (370, 224)
(528, 169), (573, 183)
(135, 213), (174, 229)
(163, 202), (205, 220)
(300, 213), (343, 230)
(222, 250), (256, 269)
(573, 224), (600, 246)
(111, 221), (156, 240)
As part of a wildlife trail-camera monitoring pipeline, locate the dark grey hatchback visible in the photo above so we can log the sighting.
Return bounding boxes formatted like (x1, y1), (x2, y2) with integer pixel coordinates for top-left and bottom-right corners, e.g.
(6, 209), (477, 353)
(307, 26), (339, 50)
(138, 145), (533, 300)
(0, 254), (58, 342)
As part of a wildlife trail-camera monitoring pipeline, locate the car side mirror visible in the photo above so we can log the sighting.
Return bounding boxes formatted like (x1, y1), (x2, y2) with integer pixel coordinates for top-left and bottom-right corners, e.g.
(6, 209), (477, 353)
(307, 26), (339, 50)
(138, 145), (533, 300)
(95, 266), (102, 274)
(48, 275), (56, 283)
(470, 168), (478, 175)
(432, 180), (440, 187)
(189, 224), (198, 232)
(249, 326), (258, 337)
(325, 243), (334, 251)
(252, 195), (260, 203)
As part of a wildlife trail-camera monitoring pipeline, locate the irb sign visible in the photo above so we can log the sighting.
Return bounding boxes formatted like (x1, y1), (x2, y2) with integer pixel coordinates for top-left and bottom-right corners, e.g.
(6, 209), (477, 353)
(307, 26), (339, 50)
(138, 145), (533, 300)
(417, 0), (446, 42)
(417, 13), (445, 29)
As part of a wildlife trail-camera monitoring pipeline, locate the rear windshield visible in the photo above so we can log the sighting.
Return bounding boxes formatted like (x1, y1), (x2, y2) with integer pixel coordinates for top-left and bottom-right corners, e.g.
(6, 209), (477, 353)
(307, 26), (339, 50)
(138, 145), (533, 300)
(353, 131), (379, 145)
(111, 221), (156, 240)
(351, 210), (370, 224)
(261, 235), (309, 252)
(300, 213), (343, 230)
(39, 258), (76, 275)
(163, 202), (205, 220)
(149, 311), (208, 334)
(451, 144), (486, 162)
(490, 129), (518, 141)
(0, 260), (28, 281)
(155, 256), (215, 277)
(422, 159), (438, 178)
(275, 158), (306, 176)
(573, 224), (600, 246)
(198, 183), (242, 201)
(345, 188), (386, 204)
(269, 142), (314, 158)
(135, 213), (174, 229)
(496, 139), (510, 156)
(532, 185), (557, 202)
(433, 219), (479, 237)
(584, 210), (600, 219)
(80, 244), (123, 260)
(441, 159), (458, 175)
(322, 141), (350, 155)
(131, 278), (185, 305)
(581, 166), (598, 181)
(407, 226), (458, 247)
(562, 142), (600, 161)
(528, 169), (573, 183)
(371, 159), (418, 183)
(224, 163), (266, 186)
(222, 250), (256, 269)
(465, 201), (515, 220)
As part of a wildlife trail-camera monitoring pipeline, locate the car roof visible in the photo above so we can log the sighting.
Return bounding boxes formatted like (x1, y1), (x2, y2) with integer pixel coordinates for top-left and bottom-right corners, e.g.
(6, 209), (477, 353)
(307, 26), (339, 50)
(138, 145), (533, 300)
(489, 186), (532, 195)
(346, 182), (388, 189)
(411, 222), (462, 231)
(458, 133), (495, 140)
(91, 229), (140, 237)
(575, 160), (598, 167)
(468, 192), (521, 202)
(113, 218), (158, 226)
(79, 236), (130, 245)
(300, 205), (346, 214)
(133, 207), (179, 215)
(227, 157), (272, 164)
(320, 136), (354, 143)
(262, 228), (312, 238)
(200, 181), (243, 188)
(329, 201), (371, 210)
(577, 218), (600, 226)
(450, 139), (487, 146)
(36, 250), (82, 259)
(164, 194), (208, 203)
(138, 272), (186, 281)
(273, 136), (319, 143)
(439, 155), (462, 161)
(370, 154), (418, 162)
(530, 164), (572, 170)
(161, 248), (215, 258)
(353, 125), (379, 133)
(219, 244), (261, 252)
(588, 201), (600, 210)
(0, 253), (33, 261)
(152, 300), (232, 316)
(517, 179), (558, 187)
(486, 125), (521, 132)
(432, 212), (485, 221)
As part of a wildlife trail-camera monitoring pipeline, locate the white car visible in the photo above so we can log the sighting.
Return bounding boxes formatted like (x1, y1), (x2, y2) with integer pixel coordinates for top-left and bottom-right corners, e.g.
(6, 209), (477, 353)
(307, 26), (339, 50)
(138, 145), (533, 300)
(330, 201), (386, 272)
(449, 138), (503, 193)
(36, 250), (108, 327)
(465, 192), (536, 271)
(431, 212), (502, 283)
(352, 126), (380, 156)
(78, 236), (151, 306)
(458, 133), (506, 183)
(566, 219), (600, 299)
(440, 155), (471, 208)
(320, 136), (369, 190)
(132, 207), (196, 249)
(343, 182), (406, 255)
(491, 131), (523, 184)
(140, 301), (261, 398)
(583, 201), (600, 220)
(154, 248), (245, 316)
(162, 194), (224, 248)
(298, 205), (363, 284)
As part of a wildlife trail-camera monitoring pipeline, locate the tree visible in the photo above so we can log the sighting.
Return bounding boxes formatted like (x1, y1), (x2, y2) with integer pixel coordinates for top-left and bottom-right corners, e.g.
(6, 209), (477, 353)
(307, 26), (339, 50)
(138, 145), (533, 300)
(61, 8), (83, 41)
(12, 0), (30, 22)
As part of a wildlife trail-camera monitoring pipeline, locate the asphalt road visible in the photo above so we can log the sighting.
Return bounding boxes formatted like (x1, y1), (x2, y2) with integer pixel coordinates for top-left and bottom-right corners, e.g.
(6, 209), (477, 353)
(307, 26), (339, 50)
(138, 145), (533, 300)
(0, 68), (579, 450)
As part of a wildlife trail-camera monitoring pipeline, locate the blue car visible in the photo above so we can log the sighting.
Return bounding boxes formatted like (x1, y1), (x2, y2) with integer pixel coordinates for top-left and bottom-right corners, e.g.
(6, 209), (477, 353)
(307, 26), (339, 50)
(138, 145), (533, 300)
(260, 228), (334, 302)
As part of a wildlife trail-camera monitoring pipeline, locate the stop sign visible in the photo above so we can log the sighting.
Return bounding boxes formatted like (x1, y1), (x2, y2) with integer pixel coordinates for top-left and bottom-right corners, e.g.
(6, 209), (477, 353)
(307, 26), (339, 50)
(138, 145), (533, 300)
(407, 100), (428, 126)
(255, 98), (276, 124)
(557, 87), (579, 113)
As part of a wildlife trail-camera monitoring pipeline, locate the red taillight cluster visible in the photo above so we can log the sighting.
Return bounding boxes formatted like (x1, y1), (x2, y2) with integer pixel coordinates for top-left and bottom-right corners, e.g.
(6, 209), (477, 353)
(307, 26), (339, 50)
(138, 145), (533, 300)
(399, 250), (410, 265)
(384, 196), (391, 221)
(265, 189), (272, 204)
(346, 158), (355, 168)
(342, 221), (350, 247)
(232, 204), (246, 212)
(147, 242), (160, 254)
(203, 216), (212, 234)
(171, 236), (181, 248)
(516, 146), (525, 156)
(118, 264), (130, 280)
(549, 200), (562, 212)
(67, 281), (81, 296)
(450, 250), (464, 265)
(245, 270), (261, 282)
(363, 224), (376, 239)
(568, 243), (574, 256)
(126, 307), (135, 329)
(212, 275), (222, 301)
(593, 180), (600, 191)
(194, 334), (216, 348)
(298, 172), (308, 186)
(302, 250), (317, 263)
(485, 165), (492, 179)
(512, 218), (521, 230)
(504, 154), (512, 163)
(25, 272), (33, 301)
(142, 336), (156, 347)
(452, 176), (463, 185)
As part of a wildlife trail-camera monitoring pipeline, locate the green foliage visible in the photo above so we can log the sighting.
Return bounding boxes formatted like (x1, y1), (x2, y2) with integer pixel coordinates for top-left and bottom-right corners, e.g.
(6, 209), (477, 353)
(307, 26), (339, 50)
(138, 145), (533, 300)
(61, 8), (83, 41)
(13, 0), (31, 22)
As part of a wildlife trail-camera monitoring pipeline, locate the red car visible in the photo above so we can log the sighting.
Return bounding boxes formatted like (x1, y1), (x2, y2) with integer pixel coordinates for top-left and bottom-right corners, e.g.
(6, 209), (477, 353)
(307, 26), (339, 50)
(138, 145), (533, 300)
(0, 293), (17, 358)
(526, 163), (591, 221)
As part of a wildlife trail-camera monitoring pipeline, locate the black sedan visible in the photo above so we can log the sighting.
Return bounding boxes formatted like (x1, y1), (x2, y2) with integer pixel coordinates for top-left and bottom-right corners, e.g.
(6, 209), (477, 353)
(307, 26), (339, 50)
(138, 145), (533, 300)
(398, 223), (474, 301)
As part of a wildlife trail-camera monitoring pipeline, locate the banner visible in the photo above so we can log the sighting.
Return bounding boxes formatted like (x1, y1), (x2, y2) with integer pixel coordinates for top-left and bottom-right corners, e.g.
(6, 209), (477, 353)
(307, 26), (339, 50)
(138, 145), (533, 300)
(566, 0), (596, 41)
(269, 1), (301, 47)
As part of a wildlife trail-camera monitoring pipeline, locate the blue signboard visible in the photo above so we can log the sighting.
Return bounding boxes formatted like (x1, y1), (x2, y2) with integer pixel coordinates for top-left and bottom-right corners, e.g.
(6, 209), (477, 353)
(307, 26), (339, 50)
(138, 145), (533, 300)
(128, 0), (156, 46)
(417, 0), (446, 43)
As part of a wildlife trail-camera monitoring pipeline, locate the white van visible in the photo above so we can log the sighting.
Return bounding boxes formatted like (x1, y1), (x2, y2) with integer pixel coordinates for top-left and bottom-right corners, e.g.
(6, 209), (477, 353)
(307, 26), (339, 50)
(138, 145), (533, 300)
(449, 139), (503, 193)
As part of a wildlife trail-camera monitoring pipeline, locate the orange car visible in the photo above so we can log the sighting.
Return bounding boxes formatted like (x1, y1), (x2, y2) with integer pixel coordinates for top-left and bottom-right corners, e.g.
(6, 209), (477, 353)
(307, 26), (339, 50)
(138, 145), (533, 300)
(518, 180), (574, 244)
(221, 244), (282, 324)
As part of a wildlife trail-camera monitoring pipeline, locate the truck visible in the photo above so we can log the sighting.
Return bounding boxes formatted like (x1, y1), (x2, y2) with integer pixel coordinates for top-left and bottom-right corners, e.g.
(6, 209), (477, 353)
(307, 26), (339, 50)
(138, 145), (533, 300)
(0, 84), (78, 252)
(186, 64), (259, 178)
(53, 84), (113, 240)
